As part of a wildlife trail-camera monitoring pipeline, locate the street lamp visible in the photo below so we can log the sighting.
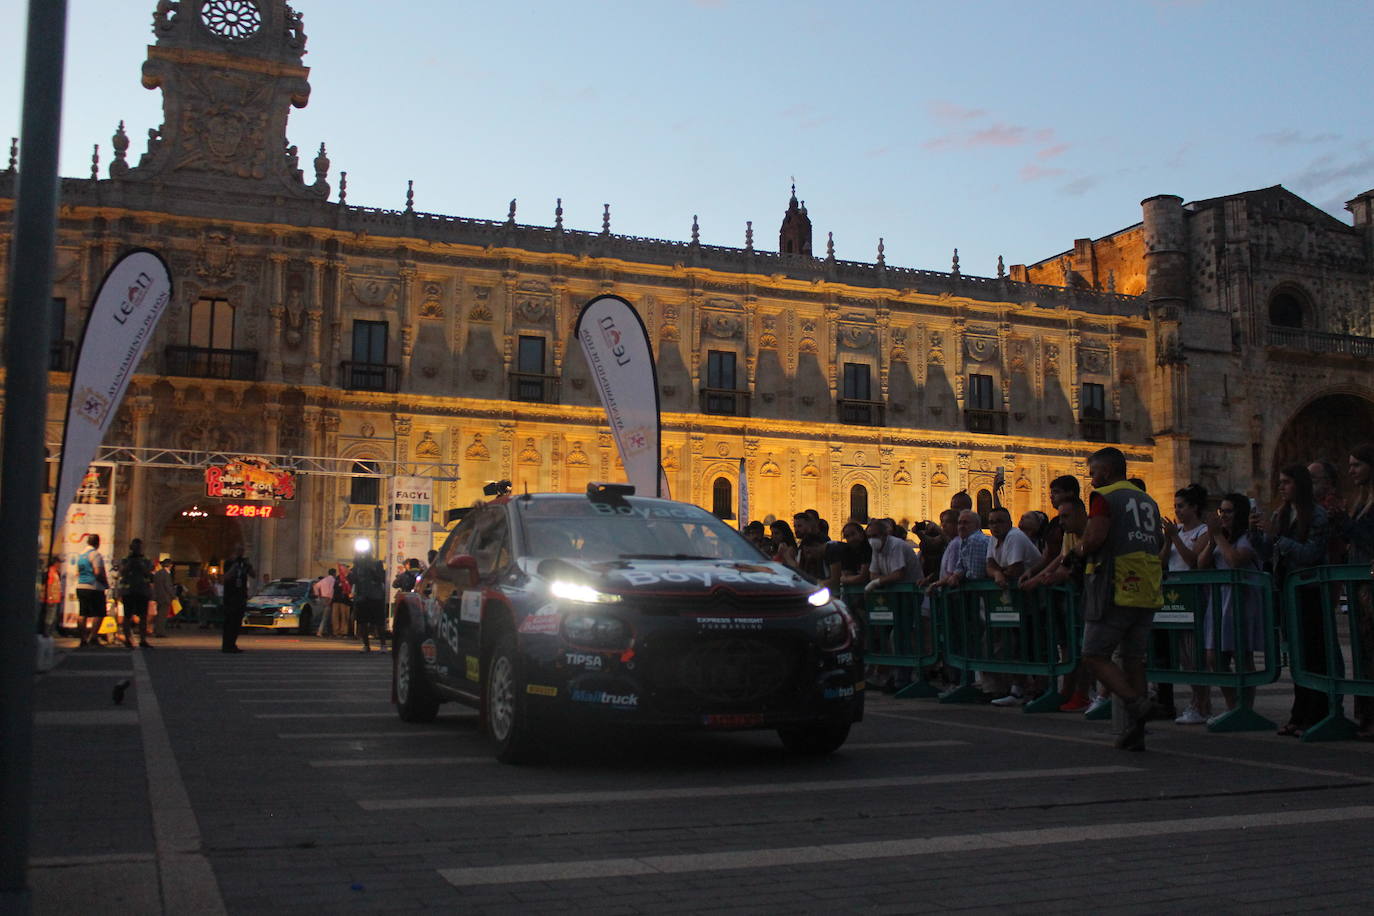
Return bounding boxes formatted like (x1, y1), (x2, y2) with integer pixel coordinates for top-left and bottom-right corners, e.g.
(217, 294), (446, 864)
(353, 537), (371, 554)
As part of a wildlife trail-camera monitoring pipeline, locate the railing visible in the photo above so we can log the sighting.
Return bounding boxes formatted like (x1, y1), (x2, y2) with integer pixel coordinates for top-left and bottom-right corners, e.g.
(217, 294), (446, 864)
(339, 360), (400, 393)
(509, 371), (560, 404)
(165, 345), (258, 381)
(1079, 416), (1121, 442)
(1266, 325), (1374, 358)
(699, 387), (750, 417)
(838, 398), (885, 426)
(49, 339), (74, 372)
(964, 408), (1009, 434)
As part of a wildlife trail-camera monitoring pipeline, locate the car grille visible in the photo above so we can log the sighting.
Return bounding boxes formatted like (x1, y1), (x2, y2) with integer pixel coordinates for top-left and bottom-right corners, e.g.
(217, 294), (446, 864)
(643, 634), (807, 707)
(634, 593), (809, 617)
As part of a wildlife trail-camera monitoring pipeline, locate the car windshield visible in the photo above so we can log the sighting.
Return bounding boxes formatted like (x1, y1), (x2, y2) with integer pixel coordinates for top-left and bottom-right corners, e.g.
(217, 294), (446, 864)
(259, 582), (308, 597)
(517, 496), (766, 563)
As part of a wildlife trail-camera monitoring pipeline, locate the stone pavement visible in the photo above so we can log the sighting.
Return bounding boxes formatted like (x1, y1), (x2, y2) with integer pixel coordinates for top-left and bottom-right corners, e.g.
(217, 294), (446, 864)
(27, 631), (1374, 914)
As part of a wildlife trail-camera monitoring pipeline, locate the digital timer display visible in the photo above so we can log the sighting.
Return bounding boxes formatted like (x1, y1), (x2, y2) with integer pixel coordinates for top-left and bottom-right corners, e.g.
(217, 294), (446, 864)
(222, 504), (285, 519)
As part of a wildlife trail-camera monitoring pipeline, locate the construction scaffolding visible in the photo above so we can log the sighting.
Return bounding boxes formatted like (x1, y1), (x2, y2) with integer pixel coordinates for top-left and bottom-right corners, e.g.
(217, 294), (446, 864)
(45, 445), (463, 481)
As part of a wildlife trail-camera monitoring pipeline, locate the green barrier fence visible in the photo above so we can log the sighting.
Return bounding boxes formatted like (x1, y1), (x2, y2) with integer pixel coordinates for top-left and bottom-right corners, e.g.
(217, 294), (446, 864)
(934, 580), (1078, 713)
(841, 584), (941, 698)
(1146, 568), (1280, 732)
(1284, 563), (1374, 742)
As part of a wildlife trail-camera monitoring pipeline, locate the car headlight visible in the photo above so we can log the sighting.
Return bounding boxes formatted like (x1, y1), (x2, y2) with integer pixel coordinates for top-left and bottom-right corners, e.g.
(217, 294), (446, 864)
(807, 587), (832, 607)
(562, 613), (631, 650)
(278, 605), (296, 616)
(550, 579), (622, 604)
(815, 610), (850, 651)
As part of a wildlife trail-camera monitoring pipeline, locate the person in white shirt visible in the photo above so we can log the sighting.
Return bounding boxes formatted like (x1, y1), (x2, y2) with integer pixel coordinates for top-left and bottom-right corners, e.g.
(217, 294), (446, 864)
(1162, 484), (1212, 724)
(986, 507), (1043, 705)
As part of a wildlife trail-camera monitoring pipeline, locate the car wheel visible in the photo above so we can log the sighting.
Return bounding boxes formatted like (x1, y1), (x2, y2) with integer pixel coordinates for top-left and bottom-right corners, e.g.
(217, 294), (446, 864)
(485, 628), (542, 764)
(778, 723), (850, 755)
(298, 606), (313, 635)
(395, 630), (440, 723)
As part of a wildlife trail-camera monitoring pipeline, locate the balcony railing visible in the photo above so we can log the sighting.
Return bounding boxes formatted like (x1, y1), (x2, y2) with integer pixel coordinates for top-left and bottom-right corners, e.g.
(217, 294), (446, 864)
(1079, 416), (1121, 443)
(509, 371), (560, 403)
(838, 398), (885, 426)
(49, 339), (74, 372)
(340, 360), (400, 393)
(699, 387), (751, 417)
(166, 345), (258, 381)
(965, 408), (1009, 434)
(1266, 325), (1374, 359)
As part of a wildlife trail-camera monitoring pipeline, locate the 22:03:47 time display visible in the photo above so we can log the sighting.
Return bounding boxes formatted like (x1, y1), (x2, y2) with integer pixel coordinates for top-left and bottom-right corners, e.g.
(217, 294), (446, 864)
(223, 504), (284, 518)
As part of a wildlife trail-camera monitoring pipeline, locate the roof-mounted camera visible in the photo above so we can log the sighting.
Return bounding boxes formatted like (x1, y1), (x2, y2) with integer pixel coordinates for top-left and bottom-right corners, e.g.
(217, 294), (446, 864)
(586, 482), (635, 503)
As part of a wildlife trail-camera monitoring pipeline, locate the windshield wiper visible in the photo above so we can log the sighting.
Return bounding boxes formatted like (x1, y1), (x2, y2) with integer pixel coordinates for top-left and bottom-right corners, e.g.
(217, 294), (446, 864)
(617, 553), (712, 560)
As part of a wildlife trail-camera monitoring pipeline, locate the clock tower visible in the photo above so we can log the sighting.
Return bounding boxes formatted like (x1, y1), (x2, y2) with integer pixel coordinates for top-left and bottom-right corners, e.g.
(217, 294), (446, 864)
(116, 1), (327, 199)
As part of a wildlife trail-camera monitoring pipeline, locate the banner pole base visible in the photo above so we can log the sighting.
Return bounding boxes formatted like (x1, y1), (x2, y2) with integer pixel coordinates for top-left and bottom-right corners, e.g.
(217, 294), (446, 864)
(1205, 706), (1277, 733)
(1022, 689), (1066, 714)
(1298, 710), (1358, 742)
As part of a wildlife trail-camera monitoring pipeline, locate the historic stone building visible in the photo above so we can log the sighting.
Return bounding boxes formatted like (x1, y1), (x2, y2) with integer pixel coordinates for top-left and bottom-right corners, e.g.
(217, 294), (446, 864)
(3, 0), (1371, 577)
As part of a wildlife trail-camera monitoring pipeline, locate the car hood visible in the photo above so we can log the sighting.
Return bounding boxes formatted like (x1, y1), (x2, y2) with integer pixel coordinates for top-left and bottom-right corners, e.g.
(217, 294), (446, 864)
(537, 557), (818, 600)
(247, 594), (302, 607)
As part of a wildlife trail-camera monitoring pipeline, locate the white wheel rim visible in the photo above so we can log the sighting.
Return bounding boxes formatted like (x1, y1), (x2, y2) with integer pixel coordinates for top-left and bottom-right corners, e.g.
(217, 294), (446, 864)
(490, 654), (514, 741)
(396, 644), (411, 704)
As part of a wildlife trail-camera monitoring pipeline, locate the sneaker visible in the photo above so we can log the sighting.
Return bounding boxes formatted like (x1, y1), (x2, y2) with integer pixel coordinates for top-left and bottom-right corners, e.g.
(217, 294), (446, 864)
(1175, 706), (1207, 725)
(1059, 692), (1091, 712)
(990, 693), (1023, 707)
(1084, 695), (1111, 717)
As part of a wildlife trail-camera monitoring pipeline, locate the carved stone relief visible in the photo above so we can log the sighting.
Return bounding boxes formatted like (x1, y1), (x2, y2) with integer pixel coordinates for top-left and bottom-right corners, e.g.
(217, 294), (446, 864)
(566, 441), (590, 466)
(468, 286), (493, 322)
(415, 430), (441, 458)
(464, 433), (491, 460)
(760, 454), (781, 477)
(518, 437), (542, 465)
(419, 282), (444, 319)
(348, 276), (398, 308)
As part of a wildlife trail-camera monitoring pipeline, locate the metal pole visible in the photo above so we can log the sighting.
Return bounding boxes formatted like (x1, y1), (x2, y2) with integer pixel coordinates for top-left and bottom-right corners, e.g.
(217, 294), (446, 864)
(0, 2), (69, 911)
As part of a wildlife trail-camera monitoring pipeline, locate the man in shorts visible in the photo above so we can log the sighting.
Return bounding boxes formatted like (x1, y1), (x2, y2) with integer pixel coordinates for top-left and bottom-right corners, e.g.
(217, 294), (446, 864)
(1078, 447), (1164, 750)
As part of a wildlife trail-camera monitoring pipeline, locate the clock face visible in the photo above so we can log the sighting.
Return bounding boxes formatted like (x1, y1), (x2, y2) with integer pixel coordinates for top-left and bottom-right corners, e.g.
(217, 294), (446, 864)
(200, 0), (263, 41)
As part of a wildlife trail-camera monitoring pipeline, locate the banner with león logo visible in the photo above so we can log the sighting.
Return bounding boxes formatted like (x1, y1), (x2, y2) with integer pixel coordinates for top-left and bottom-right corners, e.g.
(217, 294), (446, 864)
(51, 249), (173, 546)
(574, 295), (663, 497)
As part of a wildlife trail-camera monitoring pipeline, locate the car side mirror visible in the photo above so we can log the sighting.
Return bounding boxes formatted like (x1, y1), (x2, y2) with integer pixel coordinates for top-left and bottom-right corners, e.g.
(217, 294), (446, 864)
(446, 553), (479, 586)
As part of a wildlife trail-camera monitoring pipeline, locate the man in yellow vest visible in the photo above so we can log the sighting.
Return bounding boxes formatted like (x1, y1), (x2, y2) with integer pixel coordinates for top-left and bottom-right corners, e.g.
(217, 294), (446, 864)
(1077, 447), (1164, 751)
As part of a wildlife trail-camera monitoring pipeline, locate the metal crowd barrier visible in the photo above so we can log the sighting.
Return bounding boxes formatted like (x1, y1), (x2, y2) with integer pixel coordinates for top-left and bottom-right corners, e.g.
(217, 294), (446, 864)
(933, 580), (1079, 713)
(1284, 563), (1374, 742)
(841, 584), (941, 698)
(1146, 568), (1280, 732)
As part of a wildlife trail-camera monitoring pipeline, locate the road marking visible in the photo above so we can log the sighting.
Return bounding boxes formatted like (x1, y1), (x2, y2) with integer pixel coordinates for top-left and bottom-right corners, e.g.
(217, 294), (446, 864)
(361, 765), (1141, 811)
(36, 710), (138, 726)
(47, 669), (134, 678)
(867, 709), (1374, 782)
(131, 645), (227, 914)
(845, 740), (968, 749)
(237, 698), (387, 704)
(30, 852), (156, 867)
(437, 804), (1374, 887)
(310, 756), (493, 768)
(277, 730), (459, 739)
(226, 687), (379, 693)
(214, 676), (382, 683)
(255, 711), (398, 719)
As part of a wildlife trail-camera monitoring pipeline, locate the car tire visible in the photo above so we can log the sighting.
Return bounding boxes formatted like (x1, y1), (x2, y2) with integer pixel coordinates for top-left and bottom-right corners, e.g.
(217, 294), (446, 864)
(298, 606), (313, 635)
(485, 628), (542, 764)
(777, 723), (850, 755)
(395, 630), (440, 723)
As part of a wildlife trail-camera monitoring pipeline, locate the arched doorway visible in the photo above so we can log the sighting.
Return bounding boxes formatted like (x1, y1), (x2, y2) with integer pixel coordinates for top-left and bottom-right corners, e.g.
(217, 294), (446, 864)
(849, 484), (869, 523)
(159, 503), (243, 570)
(1272, 393), (1374, 494)
(711, 477), (733, 519)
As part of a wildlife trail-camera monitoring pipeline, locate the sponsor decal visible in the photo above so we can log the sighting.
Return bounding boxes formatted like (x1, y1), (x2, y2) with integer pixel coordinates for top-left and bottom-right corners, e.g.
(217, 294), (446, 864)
(696, 616), (764, 632)
(518, 613), (562, 635)
(526, 684), (559, 697)
(564, 652), (604, 670)
(1154, 611), (1194, 624)
(834, 651), (855, 666)
(460, 591), (482, 624)
(615, 568), (794, 588)
(823, 685), (856, 700)
(590, 502), (701, 520)
(868, 610), (894, 623)
(420, 639), (437, 665)
(702, 712), (764, 728)
(988, 611), (1020, 624)
(437, 614), (461, 654)
(465, 654), (480, 681)
(570, 688), (638, 709)
(855, 680), (866, 691)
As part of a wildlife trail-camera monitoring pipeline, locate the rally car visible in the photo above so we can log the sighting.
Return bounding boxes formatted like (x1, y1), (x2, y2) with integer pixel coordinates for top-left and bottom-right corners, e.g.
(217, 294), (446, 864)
(391, 483), (863, 762)
(242, 578), (315, 632)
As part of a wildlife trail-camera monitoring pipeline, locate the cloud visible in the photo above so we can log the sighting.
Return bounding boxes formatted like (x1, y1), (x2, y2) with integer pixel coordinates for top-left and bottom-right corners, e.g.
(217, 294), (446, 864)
(923, 121), (1060, 152)
(1060, 175), (1101, 197)
(1037, 143), (1070, 160)
(927, 100), (988, 124)
(1287, 145), (1374, 196)
(1259, 129), (1342, 147)
(1020, 163), (1066, 182)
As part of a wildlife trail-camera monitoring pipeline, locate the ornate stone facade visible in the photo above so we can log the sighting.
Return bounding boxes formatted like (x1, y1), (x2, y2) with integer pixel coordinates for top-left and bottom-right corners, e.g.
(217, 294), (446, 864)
(3, 1), (1371, 576)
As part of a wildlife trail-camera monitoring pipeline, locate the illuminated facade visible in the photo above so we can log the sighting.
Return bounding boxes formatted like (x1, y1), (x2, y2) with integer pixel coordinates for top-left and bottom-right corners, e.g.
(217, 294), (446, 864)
(3, 0), (1371, 576)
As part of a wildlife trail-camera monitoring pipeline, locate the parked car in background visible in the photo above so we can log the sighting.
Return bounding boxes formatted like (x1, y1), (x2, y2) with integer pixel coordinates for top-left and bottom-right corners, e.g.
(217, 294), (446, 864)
(243, 578), (314, 633)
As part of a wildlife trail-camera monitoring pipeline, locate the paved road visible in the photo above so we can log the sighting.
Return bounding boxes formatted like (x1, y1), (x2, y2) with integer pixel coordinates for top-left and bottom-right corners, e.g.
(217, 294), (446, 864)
(28, 631), (1374, 913)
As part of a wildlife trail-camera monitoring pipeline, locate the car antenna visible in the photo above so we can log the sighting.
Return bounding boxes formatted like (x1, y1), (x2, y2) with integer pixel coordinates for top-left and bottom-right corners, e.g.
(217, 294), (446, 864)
(520, 481), (531, 501)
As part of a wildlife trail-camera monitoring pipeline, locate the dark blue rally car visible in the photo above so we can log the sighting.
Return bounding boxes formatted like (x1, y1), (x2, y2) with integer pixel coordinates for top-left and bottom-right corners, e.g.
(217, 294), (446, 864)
(392, 483), (863, 762)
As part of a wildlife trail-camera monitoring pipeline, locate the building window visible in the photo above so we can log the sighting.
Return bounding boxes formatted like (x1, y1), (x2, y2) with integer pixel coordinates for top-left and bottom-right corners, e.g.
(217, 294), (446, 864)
(517, 335), (545, 374)
(843, 363), (871, 401)
(969, 374), (995, 411)
(1082, 383), (1106, 418)
(1269, 292), (1304, 329)
(190, 297), (234, 349)
(849, 484), (869, 523)
(49, 298), (72, 371)
(349, 460), (380, 506)
(977, 489), (993, 521)
(352, 320), (388, 364)
(707, 350), (736, 390)
(711, 477), (733, 520)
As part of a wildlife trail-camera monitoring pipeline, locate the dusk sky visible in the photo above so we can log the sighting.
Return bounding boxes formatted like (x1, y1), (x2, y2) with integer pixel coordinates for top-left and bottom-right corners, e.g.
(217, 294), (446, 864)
(3, 0), (1371, 277)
